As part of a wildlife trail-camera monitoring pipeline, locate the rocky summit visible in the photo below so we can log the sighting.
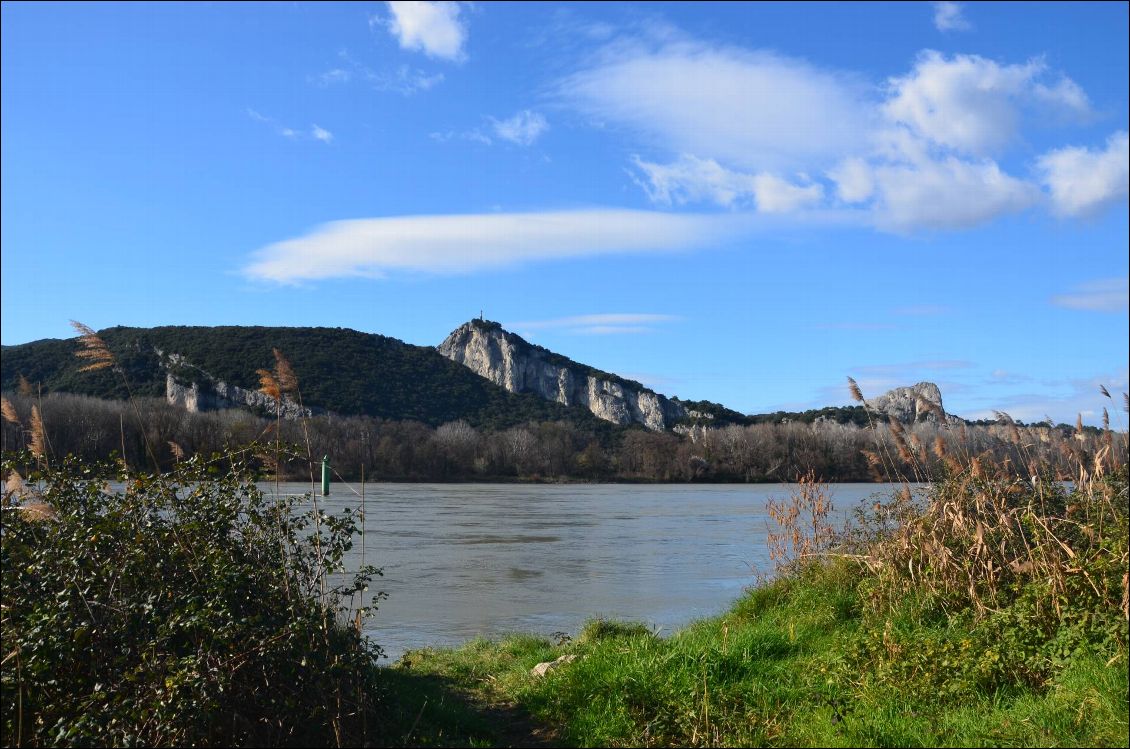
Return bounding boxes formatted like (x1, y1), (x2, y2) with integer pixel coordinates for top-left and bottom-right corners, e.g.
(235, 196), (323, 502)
(866, 381), (948, 423)
(438, 320), (687, 431)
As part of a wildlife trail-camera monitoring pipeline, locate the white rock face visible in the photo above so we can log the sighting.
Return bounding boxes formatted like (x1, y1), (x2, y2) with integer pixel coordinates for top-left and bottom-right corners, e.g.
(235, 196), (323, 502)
(866, 382), (946, 423)
(438, 321), (685, 431)
(165, 372), (310, 419)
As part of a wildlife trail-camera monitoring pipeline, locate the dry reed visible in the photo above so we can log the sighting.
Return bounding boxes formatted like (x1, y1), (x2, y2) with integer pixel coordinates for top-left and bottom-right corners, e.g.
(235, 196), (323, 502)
(1, 397), (20, 427)
(70, 320), (116, 373)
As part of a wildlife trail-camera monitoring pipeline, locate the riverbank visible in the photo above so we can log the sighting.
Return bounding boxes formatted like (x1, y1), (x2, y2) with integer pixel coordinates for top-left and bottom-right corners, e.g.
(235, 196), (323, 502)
(376, 557), (1128, 747)
(372, 465), (1129, 747)
(4, 448), (1125, 747)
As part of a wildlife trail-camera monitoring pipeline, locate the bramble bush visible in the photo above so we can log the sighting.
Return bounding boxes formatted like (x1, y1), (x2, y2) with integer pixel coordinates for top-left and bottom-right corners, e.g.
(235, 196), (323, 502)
(1, 449), (384, 747)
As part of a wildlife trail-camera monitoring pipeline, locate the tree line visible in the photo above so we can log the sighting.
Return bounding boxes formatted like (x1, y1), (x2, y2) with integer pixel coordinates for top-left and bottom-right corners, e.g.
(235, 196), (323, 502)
(3, 391), (1121, 483)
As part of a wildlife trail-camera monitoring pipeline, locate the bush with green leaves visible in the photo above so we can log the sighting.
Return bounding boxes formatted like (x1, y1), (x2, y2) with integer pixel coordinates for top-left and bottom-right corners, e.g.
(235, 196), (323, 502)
(1, 449), (384, 747)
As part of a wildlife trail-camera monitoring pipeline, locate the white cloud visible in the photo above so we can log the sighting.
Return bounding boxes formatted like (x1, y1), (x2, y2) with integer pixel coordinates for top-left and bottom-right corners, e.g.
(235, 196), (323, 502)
(490, 110), (549, 146)
(932, 2), (971, 32)
(962, 370), (1129, 426)
(558, 42), (873, 173)
(243, 210), (754, 283)
(631, 154), (758, 208)
(557, 38), (1119, 231)
(1051, 278), (1129, 313)
(386, 1), (468, 62)
(432, 110), (548, 149)
(883, 51), (1090, 155)
(429, 129), (492, 145)
(248, 109), (333, 144)
(313, 68), (352, 86)
(854, 360), (973, 376)
(317, 51), (445, 95)
(631, 154), (822, 213)
(750, 173), (824, 213)
(1037, 131), (1129, 217)
(827, 157), (874, 204)
(867, 155), (1040, 232)
(371, 65), (445, 95)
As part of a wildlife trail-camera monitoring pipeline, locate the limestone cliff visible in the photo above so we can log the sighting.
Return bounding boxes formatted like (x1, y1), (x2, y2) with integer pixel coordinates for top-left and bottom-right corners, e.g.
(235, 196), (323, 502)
(163, 353), (310, 419)
(437, 320), (686, 431)
(866, 381), (948, 423)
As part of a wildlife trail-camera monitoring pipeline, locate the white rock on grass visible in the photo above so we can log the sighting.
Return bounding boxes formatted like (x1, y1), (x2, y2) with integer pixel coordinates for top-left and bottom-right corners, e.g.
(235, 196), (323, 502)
(530, 654), (579, 677)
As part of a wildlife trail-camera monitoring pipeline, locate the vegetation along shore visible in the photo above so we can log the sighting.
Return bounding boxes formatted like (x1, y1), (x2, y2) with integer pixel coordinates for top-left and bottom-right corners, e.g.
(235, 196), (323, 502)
(1, 324), (1127, 746)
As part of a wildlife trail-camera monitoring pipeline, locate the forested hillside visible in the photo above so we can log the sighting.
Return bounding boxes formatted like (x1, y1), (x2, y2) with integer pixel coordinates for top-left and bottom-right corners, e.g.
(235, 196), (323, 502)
(0, 325), (615, 431)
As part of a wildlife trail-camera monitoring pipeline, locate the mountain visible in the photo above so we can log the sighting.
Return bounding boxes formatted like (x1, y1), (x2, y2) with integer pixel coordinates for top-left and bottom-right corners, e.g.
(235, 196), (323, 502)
(0, 325), (615, 430)
(438, 319), (690, 431)
(2, 321), (954, 433)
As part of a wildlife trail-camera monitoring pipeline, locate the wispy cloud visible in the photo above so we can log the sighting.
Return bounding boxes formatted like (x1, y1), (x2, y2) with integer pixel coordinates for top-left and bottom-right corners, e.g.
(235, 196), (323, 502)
(853, 360), (973, 376)
(505, 313), (680, 336)
(247, 109), (334, 144)
(429, 128), (492, 145)
(384, 1), (469, 62)
(243, 210), (759, 284)
(932, 2), (971, 32)
(370, 65), (445, 95)
(490, 110), (549, 146)
(314, 51), (444, 96)
(432, 110), (550, 148)
(558, 41), (872, 174)
(312, 68), (352, 86)
(630, 154), (822, 212)
(1051, 278), (1129, 313)
(961, 370), (1129, 425)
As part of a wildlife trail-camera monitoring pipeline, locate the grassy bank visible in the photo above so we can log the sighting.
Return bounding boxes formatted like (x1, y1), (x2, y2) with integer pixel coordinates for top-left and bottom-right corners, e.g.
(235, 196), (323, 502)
(378, 463), (1129, 748)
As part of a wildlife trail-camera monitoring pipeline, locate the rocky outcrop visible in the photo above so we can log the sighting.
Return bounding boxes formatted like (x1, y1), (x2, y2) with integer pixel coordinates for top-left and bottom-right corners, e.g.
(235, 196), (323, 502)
(531, 654), (579, 677)
(438, 320), (686, 431)
(866, 382), (947, 423)
(163, 352), (310, 419)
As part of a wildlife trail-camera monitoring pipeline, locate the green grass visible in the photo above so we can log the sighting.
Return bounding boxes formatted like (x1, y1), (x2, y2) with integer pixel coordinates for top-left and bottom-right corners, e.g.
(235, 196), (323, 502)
(381, 558), (1128, 747)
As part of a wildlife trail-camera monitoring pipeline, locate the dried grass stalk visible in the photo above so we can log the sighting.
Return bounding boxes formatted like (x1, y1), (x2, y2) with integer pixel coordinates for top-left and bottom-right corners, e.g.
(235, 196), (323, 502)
(70, 320), (116, 372)
(5, 469), (24, 496)
(257, 369), (280, 400)
(273, 349), (299, 395)
(19, 501), (57, 522)
(1, 397), (20, 427)
(29, 405), (46, 459)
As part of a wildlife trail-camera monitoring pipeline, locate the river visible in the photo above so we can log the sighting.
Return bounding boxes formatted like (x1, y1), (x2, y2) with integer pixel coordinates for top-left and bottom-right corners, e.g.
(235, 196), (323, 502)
(268, 481), (904, 662)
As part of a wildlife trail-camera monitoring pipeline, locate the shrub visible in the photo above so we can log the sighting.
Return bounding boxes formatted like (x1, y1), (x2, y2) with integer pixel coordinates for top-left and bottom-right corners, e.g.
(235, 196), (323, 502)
(1, 449), (384, 747)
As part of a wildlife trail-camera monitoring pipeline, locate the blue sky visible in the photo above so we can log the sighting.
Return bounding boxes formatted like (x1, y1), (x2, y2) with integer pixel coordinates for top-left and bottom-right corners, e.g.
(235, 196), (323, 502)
(2, 1), (1127, 424)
